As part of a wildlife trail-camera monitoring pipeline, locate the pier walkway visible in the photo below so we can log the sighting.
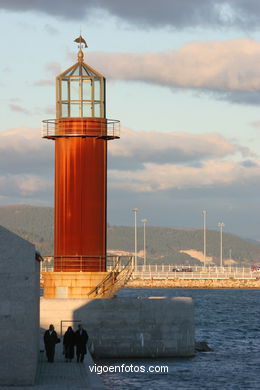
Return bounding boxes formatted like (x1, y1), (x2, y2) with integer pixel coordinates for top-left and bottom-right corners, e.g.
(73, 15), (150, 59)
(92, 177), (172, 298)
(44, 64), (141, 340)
(0, 345), (104, 390)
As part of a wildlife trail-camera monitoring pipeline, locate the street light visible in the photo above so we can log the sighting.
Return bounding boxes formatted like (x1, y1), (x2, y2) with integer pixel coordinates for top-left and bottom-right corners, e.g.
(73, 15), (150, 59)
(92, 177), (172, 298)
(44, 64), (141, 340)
(218, 222), (225, 268)
(141, 218), (148, 269)
(132, 208), (139, 270)
(202, 210), (207, 268)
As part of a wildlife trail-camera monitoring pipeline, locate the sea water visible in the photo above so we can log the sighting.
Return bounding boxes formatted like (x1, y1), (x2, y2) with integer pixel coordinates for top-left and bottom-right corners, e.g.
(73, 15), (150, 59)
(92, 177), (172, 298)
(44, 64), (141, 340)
(99, 288), (260, 390)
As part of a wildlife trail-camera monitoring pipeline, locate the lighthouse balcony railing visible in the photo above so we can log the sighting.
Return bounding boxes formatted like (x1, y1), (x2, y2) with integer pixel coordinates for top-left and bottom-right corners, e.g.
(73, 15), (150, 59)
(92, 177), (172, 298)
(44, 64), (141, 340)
(41, 118), (120, 139)
(40, 254), (131, 273)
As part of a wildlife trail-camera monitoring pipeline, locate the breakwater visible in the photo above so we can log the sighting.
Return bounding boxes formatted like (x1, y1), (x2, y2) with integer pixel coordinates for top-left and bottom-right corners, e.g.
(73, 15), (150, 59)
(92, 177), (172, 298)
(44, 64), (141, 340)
(126, 278), (260, 289)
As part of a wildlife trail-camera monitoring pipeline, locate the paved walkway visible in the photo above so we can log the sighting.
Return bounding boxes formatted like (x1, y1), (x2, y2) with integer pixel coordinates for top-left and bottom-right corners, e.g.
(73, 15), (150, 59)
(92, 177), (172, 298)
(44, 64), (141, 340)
(0, 346), (104, 390)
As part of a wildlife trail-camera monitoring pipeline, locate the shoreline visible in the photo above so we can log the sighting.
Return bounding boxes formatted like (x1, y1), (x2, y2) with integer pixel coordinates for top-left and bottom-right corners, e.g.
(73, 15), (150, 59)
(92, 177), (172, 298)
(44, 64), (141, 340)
(126, 279), (260, 289)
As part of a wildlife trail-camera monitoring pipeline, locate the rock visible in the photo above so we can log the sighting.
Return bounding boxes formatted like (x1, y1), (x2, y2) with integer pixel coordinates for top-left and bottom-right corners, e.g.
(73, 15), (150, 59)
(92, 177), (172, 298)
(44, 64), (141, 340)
(195, 341), (213, 352)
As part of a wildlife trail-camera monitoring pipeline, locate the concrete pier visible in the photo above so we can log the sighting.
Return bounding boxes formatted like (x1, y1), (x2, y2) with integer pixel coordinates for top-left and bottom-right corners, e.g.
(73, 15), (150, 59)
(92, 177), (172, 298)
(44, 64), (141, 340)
(0, 344), (104, 390)
(41, 296), (194, 357)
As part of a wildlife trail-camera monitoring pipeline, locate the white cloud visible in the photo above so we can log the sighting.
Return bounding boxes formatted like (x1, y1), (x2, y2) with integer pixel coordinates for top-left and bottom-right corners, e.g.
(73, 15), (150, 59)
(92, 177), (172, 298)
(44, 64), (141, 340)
(108, 127), (247, 164)
(0, 174), (52, 196)
(89, 39), (260, 94)
(0, 126), (259, 201)
(109, 159), (260, 193)
(0, 127), (54, 175)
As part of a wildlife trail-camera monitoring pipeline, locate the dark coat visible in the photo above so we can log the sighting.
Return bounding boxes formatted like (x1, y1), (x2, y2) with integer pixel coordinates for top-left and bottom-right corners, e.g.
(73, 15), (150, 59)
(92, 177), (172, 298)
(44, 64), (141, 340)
(63, 330), (75, 360)
(44, 330), (60, 362)
(75, 329), (88, 355)
(44, 330), (59, 347)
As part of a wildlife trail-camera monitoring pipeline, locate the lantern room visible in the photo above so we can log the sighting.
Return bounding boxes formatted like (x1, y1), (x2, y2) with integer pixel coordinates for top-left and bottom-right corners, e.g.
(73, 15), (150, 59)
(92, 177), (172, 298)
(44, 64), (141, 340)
(56, 48), (105, 119)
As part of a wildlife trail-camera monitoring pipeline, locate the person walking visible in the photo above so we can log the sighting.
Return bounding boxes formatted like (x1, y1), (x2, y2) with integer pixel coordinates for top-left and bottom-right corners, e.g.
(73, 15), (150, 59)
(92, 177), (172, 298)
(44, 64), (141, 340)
(75, 324), (89, 363)
(63, 326), (75, 362)
(44, 324), (60, 363)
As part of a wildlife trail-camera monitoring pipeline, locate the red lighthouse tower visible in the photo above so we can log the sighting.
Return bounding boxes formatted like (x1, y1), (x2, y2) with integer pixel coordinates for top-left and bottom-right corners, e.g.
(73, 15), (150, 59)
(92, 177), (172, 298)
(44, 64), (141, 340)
(42, 36), (119, 277)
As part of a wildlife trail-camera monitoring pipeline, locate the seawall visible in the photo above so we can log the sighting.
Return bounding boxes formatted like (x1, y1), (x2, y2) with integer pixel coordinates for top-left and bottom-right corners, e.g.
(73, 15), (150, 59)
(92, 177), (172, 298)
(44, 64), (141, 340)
(126, 279), (260, 289)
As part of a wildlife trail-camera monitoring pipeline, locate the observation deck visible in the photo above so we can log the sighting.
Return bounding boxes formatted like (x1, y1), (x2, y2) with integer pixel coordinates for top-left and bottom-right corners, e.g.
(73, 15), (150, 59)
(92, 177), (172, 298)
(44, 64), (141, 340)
(41, 118), (120, 140)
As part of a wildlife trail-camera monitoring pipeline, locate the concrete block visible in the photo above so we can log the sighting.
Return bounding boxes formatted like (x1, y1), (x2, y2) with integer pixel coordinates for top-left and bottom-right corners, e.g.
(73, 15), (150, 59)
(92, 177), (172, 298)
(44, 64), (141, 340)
(40, 296), (194, 357)
(0, 226), (39, 385)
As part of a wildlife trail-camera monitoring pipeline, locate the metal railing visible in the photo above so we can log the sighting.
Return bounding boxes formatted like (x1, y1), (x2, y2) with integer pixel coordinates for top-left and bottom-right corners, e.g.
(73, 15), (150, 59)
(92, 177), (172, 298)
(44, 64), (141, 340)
(41, 255), (128, 272)
(41, 260), (259, 281)
(53, 255), (105, 272)
(87, 256), (134, 298)
(129, 265), (260, 280)
(41, 119), (120, 139)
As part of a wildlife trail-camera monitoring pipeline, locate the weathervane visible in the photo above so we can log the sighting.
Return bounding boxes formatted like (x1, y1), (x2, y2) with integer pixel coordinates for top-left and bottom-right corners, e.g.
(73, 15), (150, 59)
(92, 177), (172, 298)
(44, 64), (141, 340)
(74, 34), (88, 62)
(74, 34), (88, 48)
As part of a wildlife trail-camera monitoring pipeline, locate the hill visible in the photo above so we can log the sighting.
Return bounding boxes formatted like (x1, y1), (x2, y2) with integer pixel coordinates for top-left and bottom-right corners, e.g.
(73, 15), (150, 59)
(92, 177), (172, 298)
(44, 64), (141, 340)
(0, 205), (54, 255)
(0, 205), (259, 266)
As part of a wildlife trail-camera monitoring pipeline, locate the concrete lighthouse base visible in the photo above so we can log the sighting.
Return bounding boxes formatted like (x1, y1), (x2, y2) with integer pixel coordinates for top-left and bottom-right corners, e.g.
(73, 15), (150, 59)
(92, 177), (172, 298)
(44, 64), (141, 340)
(40, 296), (194, 357)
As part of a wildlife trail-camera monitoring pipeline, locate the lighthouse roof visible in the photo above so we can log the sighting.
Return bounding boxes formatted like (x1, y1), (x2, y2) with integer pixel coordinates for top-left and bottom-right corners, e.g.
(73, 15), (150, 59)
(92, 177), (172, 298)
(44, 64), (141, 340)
(58, 35), (105, 80)
(59, 61), (105, 79)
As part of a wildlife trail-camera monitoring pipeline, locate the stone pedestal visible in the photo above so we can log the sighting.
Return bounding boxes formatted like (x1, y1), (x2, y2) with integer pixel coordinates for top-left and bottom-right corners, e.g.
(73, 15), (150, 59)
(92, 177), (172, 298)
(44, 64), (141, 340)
(43, 272), (109, 298)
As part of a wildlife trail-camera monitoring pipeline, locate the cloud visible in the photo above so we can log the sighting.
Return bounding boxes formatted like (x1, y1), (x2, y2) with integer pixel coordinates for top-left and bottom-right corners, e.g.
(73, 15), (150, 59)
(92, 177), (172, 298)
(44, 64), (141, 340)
(44, 24), (59, 35)
(45, 62), (61, 75)
(107, 127), (260, 193)
(0, 127), (54, 175)
(1, 126), (260, 237)
(33, 80), (53, 87)
(0, 126), (259, 207)
(0, 174), (52, 197)
(215, 91), (260, 105)
(2, 0), (260, 30)
(0, 127), (54, 202)
(9, 104), (30, 115)
(88, 39), (260, 99)
(108, 127), (250, 169)
(109, 159), (260, 193)
(250, 120), (260, 128)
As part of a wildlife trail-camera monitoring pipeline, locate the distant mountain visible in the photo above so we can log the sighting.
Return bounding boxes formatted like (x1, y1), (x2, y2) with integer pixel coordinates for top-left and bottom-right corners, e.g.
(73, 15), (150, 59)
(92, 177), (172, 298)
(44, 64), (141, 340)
(0, 205), (259, 266)
(0, 205), (54, 255)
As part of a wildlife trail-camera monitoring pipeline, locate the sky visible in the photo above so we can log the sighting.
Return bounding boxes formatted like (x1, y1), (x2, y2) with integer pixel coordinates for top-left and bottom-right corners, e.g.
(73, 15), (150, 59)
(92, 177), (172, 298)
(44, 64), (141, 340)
(0, 0), (260, 239)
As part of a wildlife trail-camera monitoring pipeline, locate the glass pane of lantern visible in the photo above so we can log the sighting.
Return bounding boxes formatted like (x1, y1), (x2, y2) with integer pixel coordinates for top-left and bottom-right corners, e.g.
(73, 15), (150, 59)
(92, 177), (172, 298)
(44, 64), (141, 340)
(70, 79), (80, 100)
(72, 66), (80, 76)
(62, 80), (68, 100)
(62, 103), (68, 117)
(83, 80), (91, 100)
(83, 103), (92, 117)
(94, 103), (101, 117)
(94, 80), (100, 100)
(82, 66), (88, 76)
(70, 103), (80, 117)
(64, 68), (74, 77)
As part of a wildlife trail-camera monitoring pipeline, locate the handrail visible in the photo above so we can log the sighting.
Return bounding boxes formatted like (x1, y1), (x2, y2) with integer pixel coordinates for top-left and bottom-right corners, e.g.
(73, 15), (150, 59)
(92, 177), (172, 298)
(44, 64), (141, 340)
(87, 256), (134, 298)
(41, 118), (120, 139)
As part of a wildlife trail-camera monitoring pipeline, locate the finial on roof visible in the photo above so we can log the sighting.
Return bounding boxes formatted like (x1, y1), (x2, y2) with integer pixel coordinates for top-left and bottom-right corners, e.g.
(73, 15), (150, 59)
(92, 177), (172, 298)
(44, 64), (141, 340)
(74, 35), (88, 63)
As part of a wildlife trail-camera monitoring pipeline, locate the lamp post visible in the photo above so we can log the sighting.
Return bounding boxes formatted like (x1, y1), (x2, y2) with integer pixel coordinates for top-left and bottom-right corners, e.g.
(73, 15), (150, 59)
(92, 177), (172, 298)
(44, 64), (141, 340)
(141, 218), (148, 269)
(132, 208), (139, 270)
(202, 210), (207, 268)
(218, 222), (225, 268)
(229, 248), (232, 271)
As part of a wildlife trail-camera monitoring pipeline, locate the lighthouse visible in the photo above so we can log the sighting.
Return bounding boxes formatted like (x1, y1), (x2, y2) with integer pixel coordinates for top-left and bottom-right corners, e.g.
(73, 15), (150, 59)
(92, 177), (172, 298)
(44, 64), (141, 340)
(42, 36), (119, 296)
